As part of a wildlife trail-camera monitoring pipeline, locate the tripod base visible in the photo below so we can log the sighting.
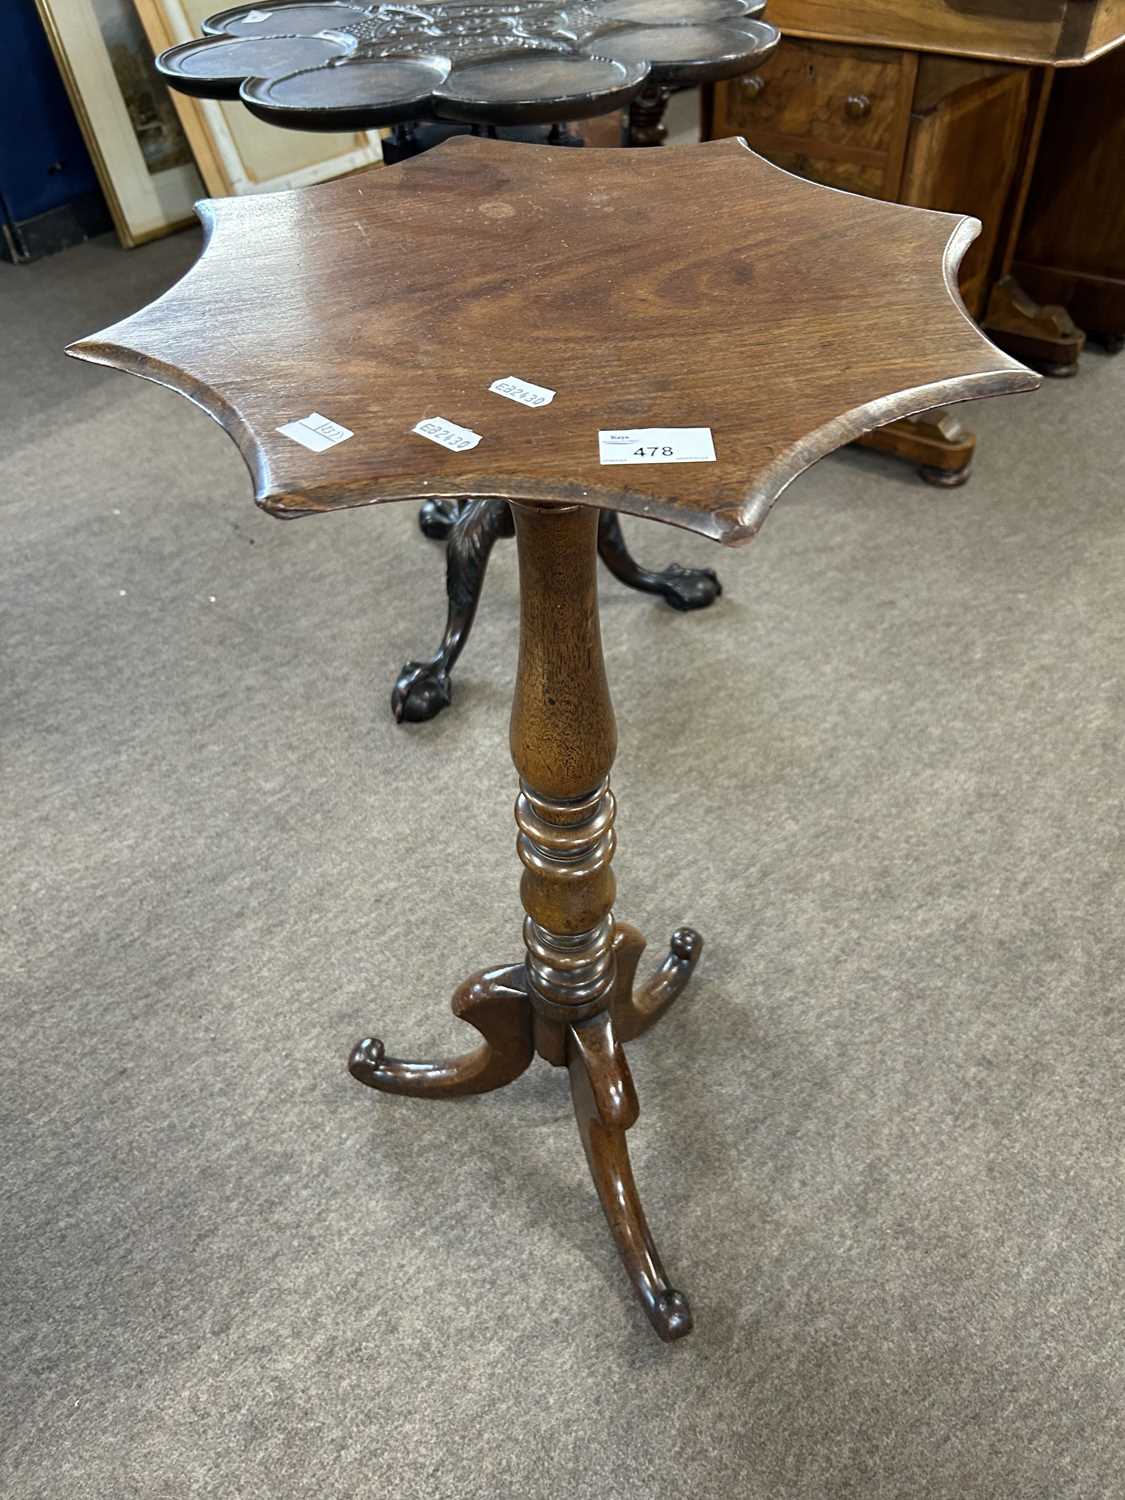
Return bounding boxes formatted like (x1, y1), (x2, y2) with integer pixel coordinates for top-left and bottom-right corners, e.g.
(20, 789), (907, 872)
(349, 922), (702, 1341)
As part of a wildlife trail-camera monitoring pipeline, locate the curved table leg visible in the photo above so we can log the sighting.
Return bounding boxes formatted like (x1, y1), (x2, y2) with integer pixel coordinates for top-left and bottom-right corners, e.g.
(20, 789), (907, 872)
(567, 1009), (692, 1341)
(609, 922), (702, 1044)
(597, 511), (722, 613)
(349, 962), (533, 1098)
(392, 498), (515, 722)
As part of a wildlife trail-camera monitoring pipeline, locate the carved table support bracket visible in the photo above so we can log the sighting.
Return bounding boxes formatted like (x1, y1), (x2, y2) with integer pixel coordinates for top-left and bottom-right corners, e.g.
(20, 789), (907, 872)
(983, 274), (1086, 378)
(856, 407), (976, 488)
(348, 963), (533, 1098)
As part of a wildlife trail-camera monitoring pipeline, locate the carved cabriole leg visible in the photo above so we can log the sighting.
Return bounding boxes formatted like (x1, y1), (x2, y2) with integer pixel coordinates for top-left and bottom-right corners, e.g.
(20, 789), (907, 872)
(392, 498), (514, 722)
(597, 511), (723, 612)
(509, 502), (692, 1340)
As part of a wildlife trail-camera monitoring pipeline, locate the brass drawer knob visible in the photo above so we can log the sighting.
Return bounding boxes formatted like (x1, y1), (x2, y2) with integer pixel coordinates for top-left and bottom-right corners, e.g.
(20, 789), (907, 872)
(844, 93), (871, 120)
(742, 73), (766, 98)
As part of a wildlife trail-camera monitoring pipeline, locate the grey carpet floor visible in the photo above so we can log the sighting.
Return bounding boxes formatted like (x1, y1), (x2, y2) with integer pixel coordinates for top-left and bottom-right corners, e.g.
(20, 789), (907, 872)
(2, 223), (1124, 1500)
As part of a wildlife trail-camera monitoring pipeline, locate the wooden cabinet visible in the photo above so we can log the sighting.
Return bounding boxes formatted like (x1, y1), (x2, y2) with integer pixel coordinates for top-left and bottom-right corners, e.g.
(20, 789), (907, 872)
(715, 39), (917, 199)
(899, 63), (1031, 316)
(745, 0), (1125, 67)
(706, 45), (1041, 318)
(703, 7), (1124, 484)
(1013, 41), (1125, 345)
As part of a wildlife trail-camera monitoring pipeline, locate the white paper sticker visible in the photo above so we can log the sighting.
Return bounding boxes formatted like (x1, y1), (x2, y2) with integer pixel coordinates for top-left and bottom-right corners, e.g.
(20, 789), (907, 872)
(488, 376), (555, 408)
(413, 417), (482, 452)
(598, 427), (716, 465)
(241, 10), (273, 21)
(276, 412), (354, 453)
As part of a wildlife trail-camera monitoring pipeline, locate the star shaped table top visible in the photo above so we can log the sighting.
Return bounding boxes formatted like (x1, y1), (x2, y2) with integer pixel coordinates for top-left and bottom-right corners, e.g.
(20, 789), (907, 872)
(68, 136), (1039, 546)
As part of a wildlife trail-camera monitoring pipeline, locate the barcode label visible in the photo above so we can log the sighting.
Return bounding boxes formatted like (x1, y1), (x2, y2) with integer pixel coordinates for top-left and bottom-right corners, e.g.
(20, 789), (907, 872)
(412, 416), (482, 452)
(276, 412), (353, 452)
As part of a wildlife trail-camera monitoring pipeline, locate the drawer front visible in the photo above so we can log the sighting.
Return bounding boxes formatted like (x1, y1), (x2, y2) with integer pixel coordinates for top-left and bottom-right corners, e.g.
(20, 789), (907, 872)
(749, 146), (887, 199)
(719, 37), (907, 154)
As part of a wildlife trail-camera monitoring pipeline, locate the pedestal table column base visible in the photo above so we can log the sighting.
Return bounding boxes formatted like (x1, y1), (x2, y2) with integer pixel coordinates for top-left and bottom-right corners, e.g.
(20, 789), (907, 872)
(349, 922), (703, 1342)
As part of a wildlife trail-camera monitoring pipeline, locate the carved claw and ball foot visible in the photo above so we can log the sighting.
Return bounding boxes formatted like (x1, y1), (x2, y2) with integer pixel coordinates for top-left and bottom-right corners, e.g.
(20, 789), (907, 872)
(392, 498), (514, 722)
(417, 498), (465, 540)
(349, 924), (702, 1340)
(597, 513), (723, 612)
(396, 505), (723, 722)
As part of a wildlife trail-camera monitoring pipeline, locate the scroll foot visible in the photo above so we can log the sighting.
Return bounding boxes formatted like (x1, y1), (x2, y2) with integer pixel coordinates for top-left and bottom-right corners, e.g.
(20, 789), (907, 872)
(349, 963), (533, 1098)
(597, 511), (722, 613)
(610, 922), (702, 1043)
(391, 498), (514, 722)
(568, 1010), (692, 1341)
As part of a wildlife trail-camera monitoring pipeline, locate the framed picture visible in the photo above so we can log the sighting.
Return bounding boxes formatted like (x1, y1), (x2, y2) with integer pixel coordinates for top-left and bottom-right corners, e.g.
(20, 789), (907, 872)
(131, 0), (384, 198)
(34, 0), (204, 247)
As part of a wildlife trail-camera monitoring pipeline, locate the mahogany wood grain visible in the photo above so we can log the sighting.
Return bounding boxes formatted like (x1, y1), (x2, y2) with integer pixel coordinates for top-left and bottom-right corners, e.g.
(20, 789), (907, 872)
(349, 962), (533, 1097)
(755, 0), (1125, 67)
(1013, 42), (1125, 341)
(568, 1007), (692, 1340)
(609, 922), (703, 1043)
(510, 504), (615, 804)
(711, 38), (918, 200)
(899, 65), (1031, 317)
(68, 135), (1035, 548)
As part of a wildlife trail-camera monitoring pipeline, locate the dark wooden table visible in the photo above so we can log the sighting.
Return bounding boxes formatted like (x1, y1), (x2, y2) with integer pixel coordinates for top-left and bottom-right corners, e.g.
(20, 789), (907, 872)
(157, 0), (780, 147)
(69, 137), (1037, 1341)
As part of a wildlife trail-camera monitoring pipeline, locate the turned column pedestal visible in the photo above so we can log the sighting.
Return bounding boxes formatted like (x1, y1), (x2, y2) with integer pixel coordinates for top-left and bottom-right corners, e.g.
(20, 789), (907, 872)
(353, 502), (700, 1339)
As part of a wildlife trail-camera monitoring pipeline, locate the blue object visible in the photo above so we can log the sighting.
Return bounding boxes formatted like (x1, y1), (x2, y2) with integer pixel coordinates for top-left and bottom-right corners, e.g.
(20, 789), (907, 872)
(0, 0), (110, 261)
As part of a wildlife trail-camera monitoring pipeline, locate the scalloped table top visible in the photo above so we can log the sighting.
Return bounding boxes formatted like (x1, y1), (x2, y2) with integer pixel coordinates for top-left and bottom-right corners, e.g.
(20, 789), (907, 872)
(68, 136), (1039, 546)
(156, 0), (780, 131)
